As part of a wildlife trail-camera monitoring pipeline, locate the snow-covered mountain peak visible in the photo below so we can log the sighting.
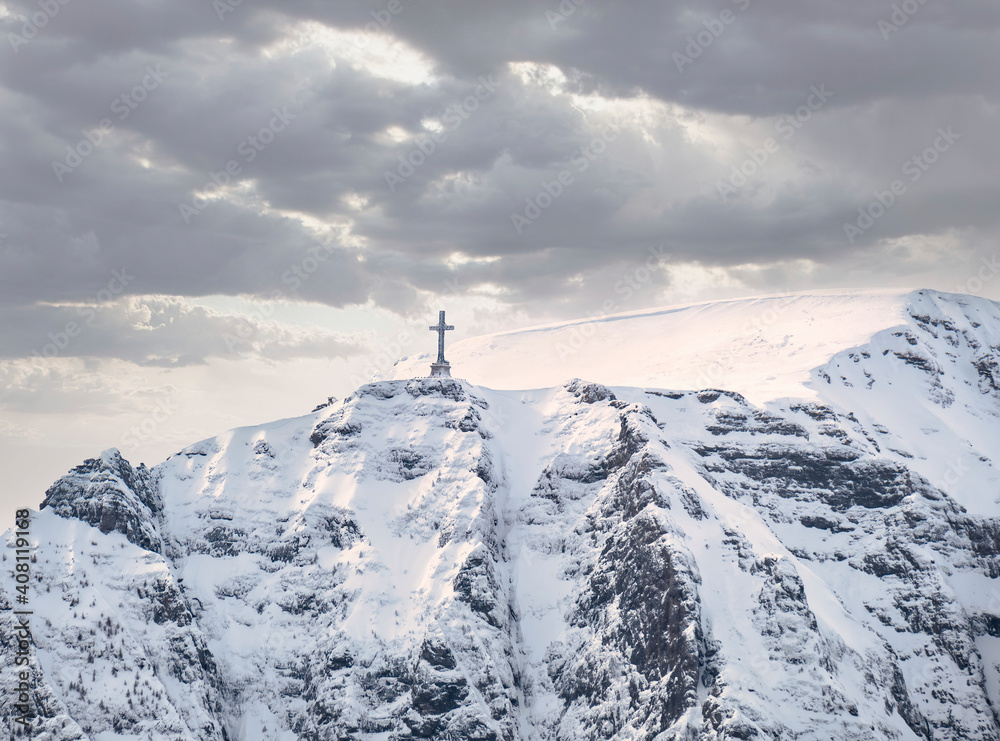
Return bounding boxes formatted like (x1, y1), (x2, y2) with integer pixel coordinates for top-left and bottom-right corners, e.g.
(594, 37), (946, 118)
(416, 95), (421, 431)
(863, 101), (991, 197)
(391, 288), (1000, 407)
(4, 293), (1000, 740)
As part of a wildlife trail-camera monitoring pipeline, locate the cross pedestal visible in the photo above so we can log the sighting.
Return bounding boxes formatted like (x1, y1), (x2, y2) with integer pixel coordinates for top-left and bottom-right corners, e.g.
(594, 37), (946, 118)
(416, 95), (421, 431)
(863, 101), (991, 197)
(429, 362), (452, 378)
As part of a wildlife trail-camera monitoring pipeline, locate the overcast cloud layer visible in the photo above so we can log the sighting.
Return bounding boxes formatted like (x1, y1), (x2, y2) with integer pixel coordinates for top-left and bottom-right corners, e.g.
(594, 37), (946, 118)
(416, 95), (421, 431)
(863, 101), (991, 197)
(1, 0), (998, 506)
(3, 0), (999, 316)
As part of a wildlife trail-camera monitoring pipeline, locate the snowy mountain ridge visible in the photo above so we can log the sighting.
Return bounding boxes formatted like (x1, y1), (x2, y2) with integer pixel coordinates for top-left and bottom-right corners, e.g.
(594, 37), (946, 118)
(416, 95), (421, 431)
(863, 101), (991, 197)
(390, 288), (968, 405)
(2, 289), (1000, 740)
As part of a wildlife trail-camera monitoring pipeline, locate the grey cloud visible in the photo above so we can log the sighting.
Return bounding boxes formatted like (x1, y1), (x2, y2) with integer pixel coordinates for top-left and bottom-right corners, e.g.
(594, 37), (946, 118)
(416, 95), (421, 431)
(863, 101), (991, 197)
(0, 297), (368, 364)
(0, 0), (997, 339)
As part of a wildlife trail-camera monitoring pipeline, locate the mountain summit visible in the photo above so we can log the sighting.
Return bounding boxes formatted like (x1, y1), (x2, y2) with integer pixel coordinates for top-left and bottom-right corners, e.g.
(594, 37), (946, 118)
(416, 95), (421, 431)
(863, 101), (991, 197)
(392, 289), (986, 404)
(3, 289), (1000, 740)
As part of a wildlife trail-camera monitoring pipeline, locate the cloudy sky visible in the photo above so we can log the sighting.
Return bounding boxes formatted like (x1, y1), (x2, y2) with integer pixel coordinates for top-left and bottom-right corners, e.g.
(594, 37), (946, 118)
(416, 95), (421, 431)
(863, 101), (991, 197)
(1, 0), (998, 512)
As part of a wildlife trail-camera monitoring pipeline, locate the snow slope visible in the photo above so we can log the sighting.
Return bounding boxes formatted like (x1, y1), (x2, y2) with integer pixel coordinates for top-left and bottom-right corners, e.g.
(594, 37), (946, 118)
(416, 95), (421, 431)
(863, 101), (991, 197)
(391, 289), (916, 405)
(3, 289), (1000, 740)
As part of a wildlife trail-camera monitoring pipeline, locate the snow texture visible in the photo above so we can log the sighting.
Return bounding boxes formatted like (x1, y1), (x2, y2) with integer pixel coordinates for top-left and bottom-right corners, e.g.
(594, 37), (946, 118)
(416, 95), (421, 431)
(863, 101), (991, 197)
(2, 289), (1000, 740)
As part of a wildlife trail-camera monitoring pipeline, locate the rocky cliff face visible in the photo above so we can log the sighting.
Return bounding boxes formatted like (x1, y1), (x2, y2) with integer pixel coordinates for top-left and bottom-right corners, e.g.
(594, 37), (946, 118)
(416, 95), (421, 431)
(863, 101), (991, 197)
(3, 292), (1000, 740)
(39, 449), (162, 553)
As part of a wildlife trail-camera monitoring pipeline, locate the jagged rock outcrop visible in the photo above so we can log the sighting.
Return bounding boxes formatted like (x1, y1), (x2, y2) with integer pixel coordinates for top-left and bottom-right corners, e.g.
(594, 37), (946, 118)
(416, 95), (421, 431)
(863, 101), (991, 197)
(40, 449), (162, 552)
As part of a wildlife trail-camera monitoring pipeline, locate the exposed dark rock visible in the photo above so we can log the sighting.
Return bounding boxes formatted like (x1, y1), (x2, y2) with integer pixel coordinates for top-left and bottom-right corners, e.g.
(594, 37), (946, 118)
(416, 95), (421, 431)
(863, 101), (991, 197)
(893, 351), (938, 374)
(566, 379), (617, 404)
(420, 640), (458, 670)
(974, 354), (1000, 393)
(379, 447), (434, 481)
(453, 545), (505, 629)
(751, 555), (818, 639)
(309, 410), (361, 447)
(799, 514), (840, 530)
(252, 440), (275, 458)
(696, 389), (749, 405)
(202, 524), (245, 557)
(323, 510), (362, 550)
(149, 578), (193, 626)
(411, 677), (469, 716)
(589, 409), (653, 481)
(576, 514), (703, 713)
(603, 449), (669, 520)
(40, 449), (162, 553)
(696, 445), (911, 511)
(311, 396), (337, 412)
(646, 390), (686, 400)
(974, 613), (1000, 638)
(706, 409), (808, 438)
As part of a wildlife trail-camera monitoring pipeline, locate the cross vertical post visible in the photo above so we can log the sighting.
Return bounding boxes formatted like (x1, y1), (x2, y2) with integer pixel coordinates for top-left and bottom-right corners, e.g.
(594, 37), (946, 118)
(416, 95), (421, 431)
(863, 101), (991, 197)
(428, 310), (455, 376)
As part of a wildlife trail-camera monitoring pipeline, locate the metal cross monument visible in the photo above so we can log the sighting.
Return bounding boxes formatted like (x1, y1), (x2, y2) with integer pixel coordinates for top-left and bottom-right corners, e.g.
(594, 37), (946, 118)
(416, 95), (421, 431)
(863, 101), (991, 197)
(428, 310), (454, 377)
